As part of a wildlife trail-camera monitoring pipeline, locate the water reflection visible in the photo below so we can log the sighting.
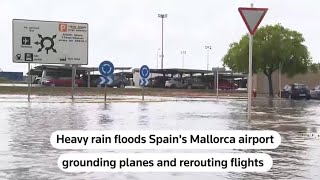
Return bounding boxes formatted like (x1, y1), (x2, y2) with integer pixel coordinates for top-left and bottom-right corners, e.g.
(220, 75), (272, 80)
(138, 103), (149, 127)
(0, 98), (319, 179)
(5, 103), (90, 179)
(98, 104), (113, 126)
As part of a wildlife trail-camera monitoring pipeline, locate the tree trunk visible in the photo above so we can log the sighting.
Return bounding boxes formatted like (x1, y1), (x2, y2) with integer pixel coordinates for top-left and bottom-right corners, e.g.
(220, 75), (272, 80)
(267, 74), (274, 97)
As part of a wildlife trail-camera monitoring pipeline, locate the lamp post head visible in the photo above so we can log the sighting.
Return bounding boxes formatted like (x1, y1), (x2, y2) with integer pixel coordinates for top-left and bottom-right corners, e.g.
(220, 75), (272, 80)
(158, 14), (168, 18)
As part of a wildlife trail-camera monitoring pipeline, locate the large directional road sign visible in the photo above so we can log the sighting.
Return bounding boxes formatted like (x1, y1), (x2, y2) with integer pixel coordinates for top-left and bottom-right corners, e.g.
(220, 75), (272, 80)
(99, 61), (114, 76)
(12, 19), (88, 65)
(139, 65), (150, 86)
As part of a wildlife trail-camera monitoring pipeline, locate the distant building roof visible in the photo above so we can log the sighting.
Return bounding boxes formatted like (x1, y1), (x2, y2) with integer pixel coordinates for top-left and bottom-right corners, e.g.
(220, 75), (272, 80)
(133, 68), (212, 74)
(29, 65), (133, 76)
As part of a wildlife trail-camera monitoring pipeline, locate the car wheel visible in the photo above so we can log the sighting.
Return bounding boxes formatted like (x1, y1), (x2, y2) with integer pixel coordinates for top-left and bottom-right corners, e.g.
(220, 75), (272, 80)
(118, 83), (125, 88)
(170, 84), (176, 89)
(306, 95), (311, 100)
(50, 83), (55, 87)
(74, 83), (78, 87)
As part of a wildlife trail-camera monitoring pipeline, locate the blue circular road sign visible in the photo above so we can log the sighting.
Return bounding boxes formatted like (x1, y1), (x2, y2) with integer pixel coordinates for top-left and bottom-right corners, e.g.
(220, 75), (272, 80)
(140, 65), (150, 78)
(99, 61), (114, 76)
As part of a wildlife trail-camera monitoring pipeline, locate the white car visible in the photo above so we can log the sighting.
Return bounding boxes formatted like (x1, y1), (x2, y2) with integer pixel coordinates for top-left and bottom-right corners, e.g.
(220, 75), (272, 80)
(165, 78), (184, 88)
(311, 85), (320, 99)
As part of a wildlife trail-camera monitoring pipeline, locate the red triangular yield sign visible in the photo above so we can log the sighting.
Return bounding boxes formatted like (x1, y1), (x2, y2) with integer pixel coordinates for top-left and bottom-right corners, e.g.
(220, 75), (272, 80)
(238, 7), (268, 35)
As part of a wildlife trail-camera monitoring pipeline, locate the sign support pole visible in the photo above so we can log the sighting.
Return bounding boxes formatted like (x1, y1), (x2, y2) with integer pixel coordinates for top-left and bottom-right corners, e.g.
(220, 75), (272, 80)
(248, 34), (253, 120)
(27, 63), (31, 102)
(142, 85), (145, 101)
(104, 84), (107, 104)
(247, 3), (254, 120)
(88, 70), (91, 88)
(71, 65), (75, 100)
(216, 70), (219, 98)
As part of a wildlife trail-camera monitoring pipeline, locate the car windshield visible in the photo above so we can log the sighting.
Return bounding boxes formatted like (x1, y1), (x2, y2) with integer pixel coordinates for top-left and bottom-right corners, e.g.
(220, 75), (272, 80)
(294, 84), (307, 89)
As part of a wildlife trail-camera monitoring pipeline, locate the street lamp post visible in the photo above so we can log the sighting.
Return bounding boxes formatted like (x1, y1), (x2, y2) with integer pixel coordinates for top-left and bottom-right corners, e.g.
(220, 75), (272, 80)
(156, 48), (160, 69)
(205, 46), (212, 70)
(158, 14), (167, 69)
(180, 50), (186, 68)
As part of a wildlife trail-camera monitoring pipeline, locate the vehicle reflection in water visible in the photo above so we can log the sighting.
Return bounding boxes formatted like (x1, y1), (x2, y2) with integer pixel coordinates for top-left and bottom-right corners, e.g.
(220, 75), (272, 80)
(0, 98), (319, 179)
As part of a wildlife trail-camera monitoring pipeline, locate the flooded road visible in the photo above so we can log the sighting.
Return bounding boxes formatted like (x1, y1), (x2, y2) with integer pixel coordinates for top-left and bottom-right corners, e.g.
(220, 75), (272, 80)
(0, 95), (320, 180)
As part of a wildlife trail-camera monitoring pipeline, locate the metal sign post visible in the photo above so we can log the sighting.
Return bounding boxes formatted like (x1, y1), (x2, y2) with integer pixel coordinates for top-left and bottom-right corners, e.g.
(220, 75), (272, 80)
(238, 4), (268, 120)
(71, 65), (75, 100)
(212, 67), (225, 99)
(87, 70), (91, 88)
(248, 34), (253, 119)
(139, 65), (150, 101)
(104, 84), (107, 103)
(142, 85), (145, 101)
(216, 70), (219, 98)
(28, 63), (31, 102)
(99, 61), (114, 104)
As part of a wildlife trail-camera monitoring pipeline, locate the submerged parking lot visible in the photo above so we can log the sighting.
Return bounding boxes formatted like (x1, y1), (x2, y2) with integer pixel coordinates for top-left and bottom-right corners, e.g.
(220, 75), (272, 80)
(0, 96), (319, 180)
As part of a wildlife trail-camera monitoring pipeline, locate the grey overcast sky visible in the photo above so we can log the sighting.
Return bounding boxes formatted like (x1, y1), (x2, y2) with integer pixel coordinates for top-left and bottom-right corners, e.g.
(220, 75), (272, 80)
(1, 0), (320, 73)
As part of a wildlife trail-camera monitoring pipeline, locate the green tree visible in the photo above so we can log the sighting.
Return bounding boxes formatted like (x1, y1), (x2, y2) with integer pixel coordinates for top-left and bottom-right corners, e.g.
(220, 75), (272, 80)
(309, 63), (320, 73)
(223, 24), (312, 97)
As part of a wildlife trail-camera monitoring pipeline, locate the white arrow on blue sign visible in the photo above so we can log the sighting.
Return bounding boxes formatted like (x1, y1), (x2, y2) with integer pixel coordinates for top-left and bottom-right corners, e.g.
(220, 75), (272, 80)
(139, 78), (149, 86)
(99, 76), (113, 85)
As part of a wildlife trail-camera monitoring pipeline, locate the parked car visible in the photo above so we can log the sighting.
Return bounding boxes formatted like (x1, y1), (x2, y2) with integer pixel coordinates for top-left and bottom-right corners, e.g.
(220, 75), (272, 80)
(207, 79), (239, 90)
(165, 77), (210, 89)
(150, 76), (170, 88)
(219, 79), (239, 90)
(196, 75), (239, 90)
(310, 85), (320, 99)
(43, 78), (86, 87)
(183, 77), (209, 89)
(33, 77), (42, 84)
(280, 83), (311, 100)
(165, 77), (186, 89)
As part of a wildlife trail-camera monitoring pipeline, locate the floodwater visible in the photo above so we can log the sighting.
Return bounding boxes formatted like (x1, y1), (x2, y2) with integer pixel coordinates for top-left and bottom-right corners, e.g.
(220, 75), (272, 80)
(0, 95), (320, 180)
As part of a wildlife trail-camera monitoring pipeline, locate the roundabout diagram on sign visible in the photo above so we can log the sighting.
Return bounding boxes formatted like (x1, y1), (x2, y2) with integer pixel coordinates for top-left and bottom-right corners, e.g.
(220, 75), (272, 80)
(99, 61), (114, 76)
(139, 65), (150, 78)
(34, 34), (57, 54)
